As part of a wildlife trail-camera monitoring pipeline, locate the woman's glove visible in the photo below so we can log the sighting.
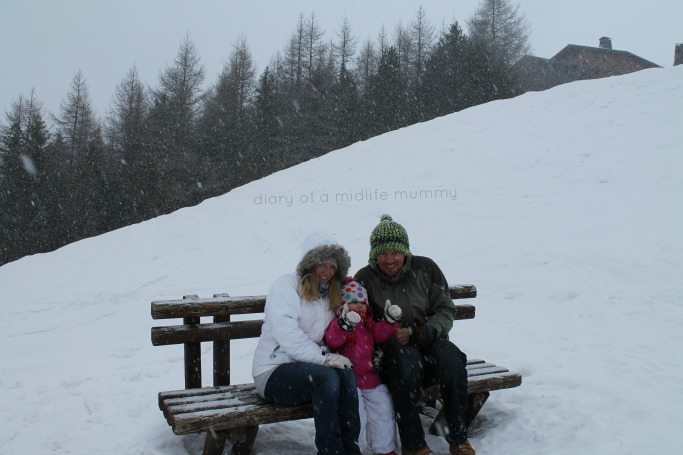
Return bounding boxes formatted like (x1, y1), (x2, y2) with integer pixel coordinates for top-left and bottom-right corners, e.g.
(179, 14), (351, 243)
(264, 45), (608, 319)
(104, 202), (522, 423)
(324, 352), (353, 369)
(384, 299), (402, 323)
(338, 303), (361, 331)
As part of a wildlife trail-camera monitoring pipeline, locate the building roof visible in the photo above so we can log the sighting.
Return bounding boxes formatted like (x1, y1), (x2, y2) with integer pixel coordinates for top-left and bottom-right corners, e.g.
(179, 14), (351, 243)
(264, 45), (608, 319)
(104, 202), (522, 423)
(553, 44), (660, 71)
(514, 39), (661, 93)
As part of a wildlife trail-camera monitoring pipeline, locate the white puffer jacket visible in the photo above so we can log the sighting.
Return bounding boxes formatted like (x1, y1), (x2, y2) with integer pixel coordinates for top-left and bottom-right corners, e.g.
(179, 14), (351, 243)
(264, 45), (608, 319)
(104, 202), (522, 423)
(251, 273), (334, 378)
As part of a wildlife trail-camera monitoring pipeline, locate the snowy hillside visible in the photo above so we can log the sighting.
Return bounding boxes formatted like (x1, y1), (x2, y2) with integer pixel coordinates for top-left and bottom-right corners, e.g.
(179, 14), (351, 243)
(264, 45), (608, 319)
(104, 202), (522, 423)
(1, 66), (682, 455)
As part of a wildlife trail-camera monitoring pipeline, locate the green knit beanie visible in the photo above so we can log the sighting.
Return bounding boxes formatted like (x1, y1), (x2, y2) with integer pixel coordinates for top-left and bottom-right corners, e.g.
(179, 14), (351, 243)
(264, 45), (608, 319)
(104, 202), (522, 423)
(369, 214), (411, 259)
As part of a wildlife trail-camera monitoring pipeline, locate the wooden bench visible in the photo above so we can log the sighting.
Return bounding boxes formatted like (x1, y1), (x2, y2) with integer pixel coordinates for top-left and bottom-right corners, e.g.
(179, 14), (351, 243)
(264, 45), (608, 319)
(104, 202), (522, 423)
(151, 285), (521, 455)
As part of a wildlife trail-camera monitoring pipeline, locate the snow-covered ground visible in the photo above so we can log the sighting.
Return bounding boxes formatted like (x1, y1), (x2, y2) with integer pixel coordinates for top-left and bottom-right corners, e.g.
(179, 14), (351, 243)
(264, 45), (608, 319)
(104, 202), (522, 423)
(1, 66), (682, 455)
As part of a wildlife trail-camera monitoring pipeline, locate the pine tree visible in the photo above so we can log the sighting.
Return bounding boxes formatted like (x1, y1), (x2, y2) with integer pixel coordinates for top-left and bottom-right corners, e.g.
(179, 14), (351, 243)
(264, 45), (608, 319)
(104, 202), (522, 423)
(461, 37), (518, 106)
(105, 66), (149, 221)
(276, 14), (337, 167)
(252, 66), (284, 177)
(285, 13), (308, 88)
(146, 35), (205, 212)
(420, 22), (470, 118)
(51, 71), (107, 241)
(354, 39), (377, 95)
(332, 63), (362, 147)
(0, 96), (33, 262)
(363, 47), (411, 137)
(0, 92), (71, 264)
(52, 71), (98, 156)
(198, 36), (256, 193)
(420, 21), (518, 120)
(308, 43), (337, 140)
(409, 6), (435, 96)
(394, 22), (413, 78)
(468, 0), (530, 65)
(305, 12), (324, 81)
(333, 16), (356, 74)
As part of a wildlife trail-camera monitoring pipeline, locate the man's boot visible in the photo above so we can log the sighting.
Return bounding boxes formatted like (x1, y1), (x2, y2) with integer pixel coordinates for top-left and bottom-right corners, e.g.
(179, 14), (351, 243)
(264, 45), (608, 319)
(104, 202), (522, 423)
(402, 446), (434, 455)
(450, 439), (475, 455)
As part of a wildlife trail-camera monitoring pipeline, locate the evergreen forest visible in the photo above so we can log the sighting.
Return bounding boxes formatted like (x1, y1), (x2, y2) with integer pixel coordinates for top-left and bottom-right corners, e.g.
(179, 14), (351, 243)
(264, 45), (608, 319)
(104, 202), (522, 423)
(1, 2), (530, 265)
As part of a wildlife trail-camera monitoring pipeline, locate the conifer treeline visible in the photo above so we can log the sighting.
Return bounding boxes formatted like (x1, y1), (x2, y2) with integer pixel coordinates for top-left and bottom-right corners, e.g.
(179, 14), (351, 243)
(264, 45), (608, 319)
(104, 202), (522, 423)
(0, 5), (526, 266)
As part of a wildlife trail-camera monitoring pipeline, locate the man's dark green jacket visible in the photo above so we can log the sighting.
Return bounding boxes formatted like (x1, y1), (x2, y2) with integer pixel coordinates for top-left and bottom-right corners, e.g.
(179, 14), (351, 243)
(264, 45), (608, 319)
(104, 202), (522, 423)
(355, 255), (457, 339)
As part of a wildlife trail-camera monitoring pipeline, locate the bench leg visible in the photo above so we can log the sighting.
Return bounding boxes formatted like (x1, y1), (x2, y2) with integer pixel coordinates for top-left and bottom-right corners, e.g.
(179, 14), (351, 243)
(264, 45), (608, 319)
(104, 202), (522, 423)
(203, 428), (227, 455)
(428, 391), (491, 435)
(428, 403), (446, 436)
(465, 391), (490, 427)
(228, 426), (259, 455)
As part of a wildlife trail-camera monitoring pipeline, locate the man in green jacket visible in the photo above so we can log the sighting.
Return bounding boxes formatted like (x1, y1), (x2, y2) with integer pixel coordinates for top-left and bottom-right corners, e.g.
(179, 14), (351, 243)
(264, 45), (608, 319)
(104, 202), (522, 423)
(355, 215), (475, 455)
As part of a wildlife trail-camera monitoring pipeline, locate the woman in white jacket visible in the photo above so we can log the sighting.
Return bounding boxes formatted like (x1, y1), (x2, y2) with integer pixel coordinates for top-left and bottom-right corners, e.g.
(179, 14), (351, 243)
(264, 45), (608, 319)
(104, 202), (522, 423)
(252, 234), (361, 455)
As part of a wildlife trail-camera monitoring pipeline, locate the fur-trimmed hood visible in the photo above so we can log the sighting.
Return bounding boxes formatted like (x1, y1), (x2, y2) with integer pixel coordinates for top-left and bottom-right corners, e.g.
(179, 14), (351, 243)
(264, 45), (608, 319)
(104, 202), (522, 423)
(296, 234), (350, 281)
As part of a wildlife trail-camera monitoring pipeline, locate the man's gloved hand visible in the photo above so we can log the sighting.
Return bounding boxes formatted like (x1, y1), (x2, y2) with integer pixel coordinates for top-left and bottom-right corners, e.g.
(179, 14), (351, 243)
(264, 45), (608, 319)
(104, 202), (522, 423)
(383, 299), (402, 324)
(324, 352), (353, 369)
(338, 303), (361, 331)
(412, 323), (436, 351)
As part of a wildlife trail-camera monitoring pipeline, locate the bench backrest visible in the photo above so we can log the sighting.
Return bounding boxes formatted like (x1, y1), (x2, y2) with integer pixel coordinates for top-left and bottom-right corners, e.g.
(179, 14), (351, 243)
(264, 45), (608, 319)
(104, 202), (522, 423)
(151, 284), (477, 389)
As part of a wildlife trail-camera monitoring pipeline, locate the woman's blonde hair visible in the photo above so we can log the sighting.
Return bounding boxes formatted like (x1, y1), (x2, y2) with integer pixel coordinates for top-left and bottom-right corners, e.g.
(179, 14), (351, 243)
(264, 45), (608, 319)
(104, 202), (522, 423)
(298, 274), (342, 312)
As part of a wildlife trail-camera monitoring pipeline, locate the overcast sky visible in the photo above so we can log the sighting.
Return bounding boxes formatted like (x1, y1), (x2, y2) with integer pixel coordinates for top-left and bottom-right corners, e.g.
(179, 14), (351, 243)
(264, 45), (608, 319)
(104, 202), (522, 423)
(1, 0), (681, 120)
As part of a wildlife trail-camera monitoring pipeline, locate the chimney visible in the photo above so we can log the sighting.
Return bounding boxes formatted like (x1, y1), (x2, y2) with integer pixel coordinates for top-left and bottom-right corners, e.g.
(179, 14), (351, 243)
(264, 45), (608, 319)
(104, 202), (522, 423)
(675, 43), (683, 66)
(599, 37), (612, 50)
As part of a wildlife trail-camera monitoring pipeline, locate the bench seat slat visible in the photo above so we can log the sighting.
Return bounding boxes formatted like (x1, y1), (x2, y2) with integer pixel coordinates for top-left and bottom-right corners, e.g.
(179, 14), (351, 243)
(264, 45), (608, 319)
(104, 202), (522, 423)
(160, 360), (521, 435)
(162, 365), (507, 411)
(466, 372), (522, 394)
(159, 383), (257, 400)
(163, 368), (514, 419)
(165, 388), (258, 406)
(158, 358), (490, 406)
(167, 396), (268, 421)
(163, 390), (261, 418)
(163, 396), (269, 425)
(466, 366), (510, 377)
(172, 403), (315, 435)
(161, 389), (263, 421)
(465, 362), (498, 371)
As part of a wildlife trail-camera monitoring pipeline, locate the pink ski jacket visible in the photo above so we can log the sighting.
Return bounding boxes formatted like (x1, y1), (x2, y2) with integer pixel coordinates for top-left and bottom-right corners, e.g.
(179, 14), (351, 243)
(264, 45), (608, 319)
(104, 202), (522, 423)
(324, 306), (397, 389)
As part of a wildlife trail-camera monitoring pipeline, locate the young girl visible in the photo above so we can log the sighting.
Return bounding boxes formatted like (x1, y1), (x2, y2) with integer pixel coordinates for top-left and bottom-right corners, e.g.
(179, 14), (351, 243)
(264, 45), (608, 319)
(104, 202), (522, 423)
(324, 278), (402, 455)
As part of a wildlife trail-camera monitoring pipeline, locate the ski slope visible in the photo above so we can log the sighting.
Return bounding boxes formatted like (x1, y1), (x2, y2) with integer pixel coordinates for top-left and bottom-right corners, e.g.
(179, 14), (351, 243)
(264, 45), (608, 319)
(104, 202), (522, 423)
(1, 66), (682, 454)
